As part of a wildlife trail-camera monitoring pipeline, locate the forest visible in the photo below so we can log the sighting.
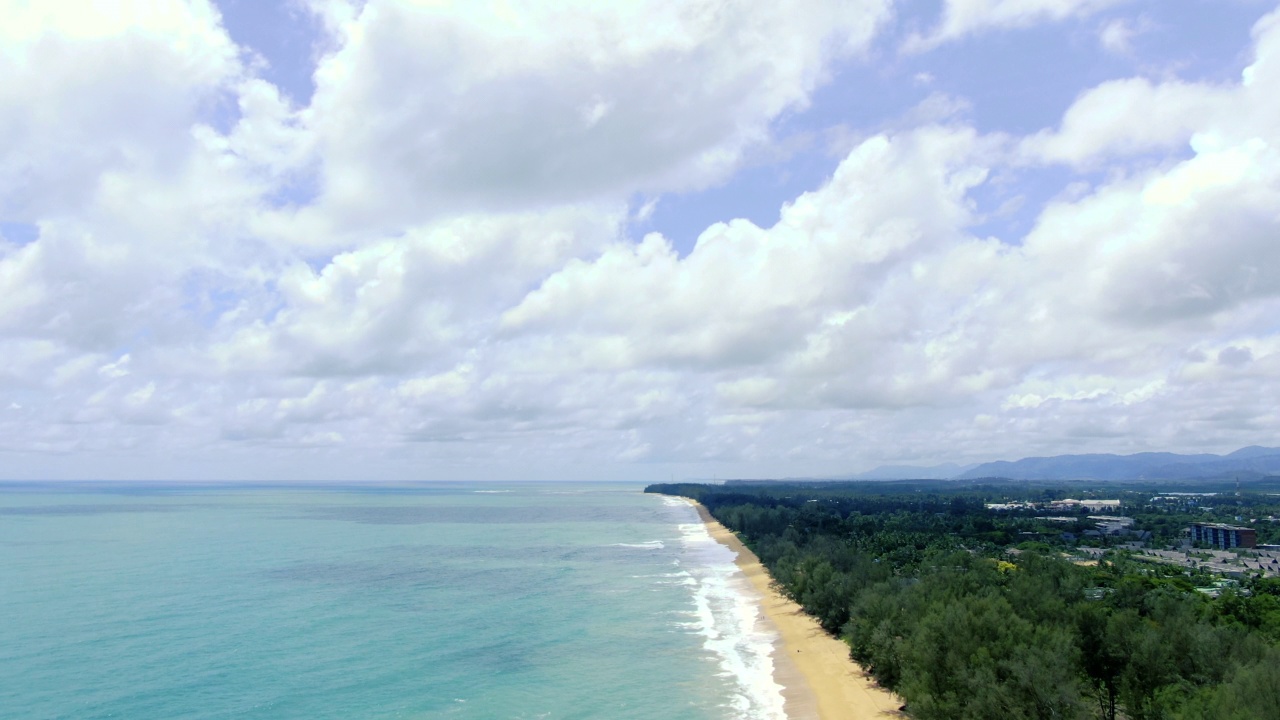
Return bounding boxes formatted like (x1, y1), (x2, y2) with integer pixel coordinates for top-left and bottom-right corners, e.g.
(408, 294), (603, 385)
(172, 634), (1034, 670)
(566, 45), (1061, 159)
(646, 481), (1280, 720)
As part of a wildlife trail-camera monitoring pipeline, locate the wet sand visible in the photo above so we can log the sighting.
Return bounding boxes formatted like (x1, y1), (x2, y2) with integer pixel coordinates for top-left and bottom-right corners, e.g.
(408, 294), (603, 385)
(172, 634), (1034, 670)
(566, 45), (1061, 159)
(687, 500), (905, 720)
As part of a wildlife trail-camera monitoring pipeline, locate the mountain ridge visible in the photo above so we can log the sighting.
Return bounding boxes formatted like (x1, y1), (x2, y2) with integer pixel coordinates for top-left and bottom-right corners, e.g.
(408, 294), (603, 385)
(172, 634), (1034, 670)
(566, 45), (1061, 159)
(953, 446), (1280, 481)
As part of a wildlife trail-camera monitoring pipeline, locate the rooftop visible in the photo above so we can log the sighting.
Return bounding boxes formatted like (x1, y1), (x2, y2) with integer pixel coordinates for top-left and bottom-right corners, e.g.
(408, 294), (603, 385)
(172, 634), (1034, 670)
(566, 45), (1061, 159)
(1190, 522), (1255, 531)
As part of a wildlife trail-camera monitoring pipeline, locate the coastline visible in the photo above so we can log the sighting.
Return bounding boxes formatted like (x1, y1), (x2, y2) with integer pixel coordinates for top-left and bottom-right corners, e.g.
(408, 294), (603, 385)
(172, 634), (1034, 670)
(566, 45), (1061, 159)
(684, 499), (904, 720)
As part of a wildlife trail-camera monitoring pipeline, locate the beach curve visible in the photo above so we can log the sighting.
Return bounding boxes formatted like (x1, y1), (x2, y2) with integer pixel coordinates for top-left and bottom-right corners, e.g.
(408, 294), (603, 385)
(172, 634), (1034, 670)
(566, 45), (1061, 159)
(684, 498), (905, 720)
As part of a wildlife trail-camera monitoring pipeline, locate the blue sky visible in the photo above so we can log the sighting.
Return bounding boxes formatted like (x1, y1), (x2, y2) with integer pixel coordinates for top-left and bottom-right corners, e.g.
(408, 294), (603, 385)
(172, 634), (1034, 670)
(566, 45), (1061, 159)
(2, 0), (1280, 480)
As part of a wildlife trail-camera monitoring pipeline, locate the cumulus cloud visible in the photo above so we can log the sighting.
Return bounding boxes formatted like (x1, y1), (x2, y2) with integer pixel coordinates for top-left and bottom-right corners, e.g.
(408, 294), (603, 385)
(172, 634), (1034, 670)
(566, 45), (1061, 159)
(500, 126), (994, 376)
(489, 7), (1280, 466)
(210, 206), (622, 377)
(0, 0), (241, 218)
(3, 1), (1280, 479)
(301, 0), (893, 231)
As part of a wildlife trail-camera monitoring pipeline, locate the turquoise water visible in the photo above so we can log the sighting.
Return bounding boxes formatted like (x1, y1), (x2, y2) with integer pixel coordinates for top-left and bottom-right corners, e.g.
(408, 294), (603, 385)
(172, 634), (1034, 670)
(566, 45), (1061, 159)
(0, 483), (784, 719)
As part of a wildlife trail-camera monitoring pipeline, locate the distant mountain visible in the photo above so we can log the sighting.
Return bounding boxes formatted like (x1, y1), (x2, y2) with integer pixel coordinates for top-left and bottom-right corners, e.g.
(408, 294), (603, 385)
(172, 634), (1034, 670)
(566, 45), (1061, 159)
(1149, 452), (1280, 479)
(956, 447), (1280, 481)
(1225, 445), (1280, 459)
(852, 462), (977, 480)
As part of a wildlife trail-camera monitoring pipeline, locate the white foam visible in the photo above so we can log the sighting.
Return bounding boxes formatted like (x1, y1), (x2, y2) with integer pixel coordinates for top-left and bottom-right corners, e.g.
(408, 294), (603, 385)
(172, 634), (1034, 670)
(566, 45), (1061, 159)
(671, 509), (787, 720)
(610, 541), (666, 550)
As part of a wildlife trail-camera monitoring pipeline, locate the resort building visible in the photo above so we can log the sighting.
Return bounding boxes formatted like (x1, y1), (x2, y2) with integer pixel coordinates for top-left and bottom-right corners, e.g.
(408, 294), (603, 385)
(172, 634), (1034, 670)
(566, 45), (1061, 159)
(1189, 523), (1257, 550)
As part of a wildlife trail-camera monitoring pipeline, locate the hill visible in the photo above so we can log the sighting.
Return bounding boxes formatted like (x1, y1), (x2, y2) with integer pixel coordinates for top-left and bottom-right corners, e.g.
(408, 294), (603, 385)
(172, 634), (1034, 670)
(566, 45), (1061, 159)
(956, 445), (1280, 481)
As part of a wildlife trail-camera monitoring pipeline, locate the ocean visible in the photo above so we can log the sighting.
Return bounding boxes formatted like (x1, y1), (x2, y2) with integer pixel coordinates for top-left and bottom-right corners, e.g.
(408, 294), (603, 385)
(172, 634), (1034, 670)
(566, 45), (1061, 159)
(0, 482), (785, 719)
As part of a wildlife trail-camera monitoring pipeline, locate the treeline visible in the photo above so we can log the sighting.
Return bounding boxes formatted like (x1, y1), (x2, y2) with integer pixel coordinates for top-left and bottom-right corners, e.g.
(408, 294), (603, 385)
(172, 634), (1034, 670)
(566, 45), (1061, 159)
(647, 483), (1280, 720)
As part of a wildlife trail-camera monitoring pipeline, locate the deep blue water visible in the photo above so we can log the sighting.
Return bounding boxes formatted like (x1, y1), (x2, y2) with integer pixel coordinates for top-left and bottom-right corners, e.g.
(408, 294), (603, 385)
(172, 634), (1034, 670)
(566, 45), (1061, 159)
(0, 483), (784, 719)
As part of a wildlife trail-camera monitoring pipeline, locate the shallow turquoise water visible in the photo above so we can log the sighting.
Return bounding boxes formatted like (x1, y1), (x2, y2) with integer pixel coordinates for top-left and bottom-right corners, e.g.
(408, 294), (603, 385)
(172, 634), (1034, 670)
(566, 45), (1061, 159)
(0, 483), (783, 719)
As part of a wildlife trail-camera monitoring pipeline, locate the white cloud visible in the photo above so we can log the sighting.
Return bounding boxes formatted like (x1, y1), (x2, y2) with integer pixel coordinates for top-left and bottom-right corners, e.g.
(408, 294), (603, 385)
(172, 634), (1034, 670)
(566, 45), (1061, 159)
(0, 0), (241, 219)
(1022, 7), (1280, 169)
(1017, 78), (1232, 167)
(472, 8), (1280, 467)
(905, 0), (1133, 53)
(3, 1), (1280, 479)
(1097, 15), (1154, 55)
(299, 0), (893, 231)
(210, 205), (621, 377)
(500, 126), (994, 375)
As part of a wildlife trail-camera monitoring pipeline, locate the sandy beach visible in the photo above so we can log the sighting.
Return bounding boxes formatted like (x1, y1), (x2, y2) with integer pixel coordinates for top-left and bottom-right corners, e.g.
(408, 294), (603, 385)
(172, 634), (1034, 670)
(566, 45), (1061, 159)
(686, 500), (904, 720)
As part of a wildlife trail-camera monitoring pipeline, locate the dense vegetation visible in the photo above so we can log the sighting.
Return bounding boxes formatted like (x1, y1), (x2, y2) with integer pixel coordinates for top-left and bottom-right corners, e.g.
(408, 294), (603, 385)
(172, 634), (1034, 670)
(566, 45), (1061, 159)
(647, 481), (1280, 720)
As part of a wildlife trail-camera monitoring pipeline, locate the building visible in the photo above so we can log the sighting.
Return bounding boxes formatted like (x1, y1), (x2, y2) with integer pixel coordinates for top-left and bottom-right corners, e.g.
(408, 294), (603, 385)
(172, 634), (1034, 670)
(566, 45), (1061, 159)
(1189, 523), (1257, 550)
(1047, 499), (1121, 512)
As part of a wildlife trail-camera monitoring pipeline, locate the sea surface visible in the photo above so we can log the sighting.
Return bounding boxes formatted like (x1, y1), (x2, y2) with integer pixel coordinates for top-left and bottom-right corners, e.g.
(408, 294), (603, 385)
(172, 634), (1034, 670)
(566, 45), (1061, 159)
(0, 482), (784, 719)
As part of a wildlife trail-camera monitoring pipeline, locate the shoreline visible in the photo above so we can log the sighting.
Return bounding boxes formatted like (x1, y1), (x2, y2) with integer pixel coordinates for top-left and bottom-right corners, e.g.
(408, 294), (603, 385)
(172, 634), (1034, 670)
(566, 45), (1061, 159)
(684, 499), (904, 720)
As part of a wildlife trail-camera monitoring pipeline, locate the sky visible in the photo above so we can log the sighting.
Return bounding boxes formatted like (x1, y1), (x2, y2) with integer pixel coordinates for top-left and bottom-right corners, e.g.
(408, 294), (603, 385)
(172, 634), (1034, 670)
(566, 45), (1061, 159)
(2, 0), (1279, 482)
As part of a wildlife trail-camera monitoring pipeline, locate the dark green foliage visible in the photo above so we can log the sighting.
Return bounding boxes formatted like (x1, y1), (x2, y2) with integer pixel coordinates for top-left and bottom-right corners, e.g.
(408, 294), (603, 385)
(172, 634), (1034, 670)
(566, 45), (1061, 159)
(1172, 650), (1280, 720)
(647, 482), (1280, 720)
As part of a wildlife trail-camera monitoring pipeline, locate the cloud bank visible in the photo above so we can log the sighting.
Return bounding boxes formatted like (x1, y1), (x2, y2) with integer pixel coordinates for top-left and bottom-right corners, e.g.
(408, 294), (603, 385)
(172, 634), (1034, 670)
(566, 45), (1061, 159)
(1, 0), (1278, 480)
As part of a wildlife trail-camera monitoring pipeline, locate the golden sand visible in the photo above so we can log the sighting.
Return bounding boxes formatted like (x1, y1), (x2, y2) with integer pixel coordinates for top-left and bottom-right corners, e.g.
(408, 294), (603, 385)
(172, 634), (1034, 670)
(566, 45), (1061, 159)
(687, 500), (905, 720)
